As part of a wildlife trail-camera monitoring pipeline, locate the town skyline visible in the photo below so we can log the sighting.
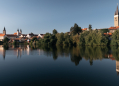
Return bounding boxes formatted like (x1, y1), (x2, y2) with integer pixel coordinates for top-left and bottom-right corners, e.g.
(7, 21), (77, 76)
(0, 0), (119, 34)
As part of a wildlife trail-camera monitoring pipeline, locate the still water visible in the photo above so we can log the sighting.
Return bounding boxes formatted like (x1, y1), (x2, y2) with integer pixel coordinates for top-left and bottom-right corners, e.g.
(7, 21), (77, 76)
(0, 45), (119, 86)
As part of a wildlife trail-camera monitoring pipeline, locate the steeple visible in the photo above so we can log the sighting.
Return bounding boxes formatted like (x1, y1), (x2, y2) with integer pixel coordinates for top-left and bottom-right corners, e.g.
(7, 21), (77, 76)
(3, 27), (6, 31)
(3, 27), (6, 34)
(115, 3), (119, 15)
(114, 3), (119, 27)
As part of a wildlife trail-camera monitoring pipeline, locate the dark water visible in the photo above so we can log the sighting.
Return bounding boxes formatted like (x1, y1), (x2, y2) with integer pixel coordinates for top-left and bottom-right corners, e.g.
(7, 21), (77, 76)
(0, 45), (119, 86)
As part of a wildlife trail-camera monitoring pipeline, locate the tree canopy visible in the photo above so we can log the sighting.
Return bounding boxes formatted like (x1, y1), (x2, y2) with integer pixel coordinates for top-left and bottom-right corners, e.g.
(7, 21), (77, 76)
(70, 23), (82, 35)
(53, 29), (58, 35)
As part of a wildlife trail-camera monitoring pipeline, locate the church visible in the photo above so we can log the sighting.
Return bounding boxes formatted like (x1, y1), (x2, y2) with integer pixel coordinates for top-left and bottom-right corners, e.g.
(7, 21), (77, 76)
(109, 4), (119, 33)
(0, 27), (23, 41)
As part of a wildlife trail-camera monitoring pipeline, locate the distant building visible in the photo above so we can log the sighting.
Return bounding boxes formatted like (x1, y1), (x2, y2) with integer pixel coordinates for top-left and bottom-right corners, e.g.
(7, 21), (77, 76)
(82, 28), (88, 32)
(108, 26), (119, 33)
(114, 4), (119, 27)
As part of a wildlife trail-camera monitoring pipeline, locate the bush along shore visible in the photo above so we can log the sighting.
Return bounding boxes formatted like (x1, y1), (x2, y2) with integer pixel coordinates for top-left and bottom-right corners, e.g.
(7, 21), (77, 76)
(30, 24), (112, 46)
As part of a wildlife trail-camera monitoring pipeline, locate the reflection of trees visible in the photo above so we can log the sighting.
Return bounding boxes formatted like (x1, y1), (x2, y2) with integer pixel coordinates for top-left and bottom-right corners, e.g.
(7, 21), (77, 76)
(111, 46), (119, 61)
(70, 47), (82, 66)
(38, 45), (109, 66)
(80, 46), (108, 65)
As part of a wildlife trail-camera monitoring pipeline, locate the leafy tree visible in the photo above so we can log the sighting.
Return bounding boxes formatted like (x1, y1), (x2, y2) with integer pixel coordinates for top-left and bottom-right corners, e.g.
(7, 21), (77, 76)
(100, 28), (109, 33)
(56, 32), (64, 45)
(39, 33), (57, 46)
(88, 24), (92, 31)
(84, 30), (108, 46)
(79, 31), (90, 45)
(31, 37), (37, 42)
(111, 29), (119, 45)
(53, 29), (58, 35)
(70, 23), (82, 35)
(3, 37), (9, 43)
(63, 33), (73, 46)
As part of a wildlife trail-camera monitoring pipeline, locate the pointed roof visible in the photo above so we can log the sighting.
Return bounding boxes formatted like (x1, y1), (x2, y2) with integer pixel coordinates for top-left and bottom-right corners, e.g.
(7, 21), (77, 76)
(3, 27), (6, 31)
(115, 4), (119, 15)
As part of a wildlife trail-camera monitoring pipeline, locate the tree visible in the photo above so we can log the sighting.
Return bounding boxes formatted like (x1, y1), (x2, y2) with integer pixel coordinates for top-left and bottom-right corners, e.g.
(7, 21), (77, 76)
(56, 32), (64, 45)
(111, 29), (119, 45)
(88, 24), (92, 31)
(70, 23), (82, 35)
(31, 37), (37, 42)
(3, 37), (9, 43)
(53, 29), (58, 35)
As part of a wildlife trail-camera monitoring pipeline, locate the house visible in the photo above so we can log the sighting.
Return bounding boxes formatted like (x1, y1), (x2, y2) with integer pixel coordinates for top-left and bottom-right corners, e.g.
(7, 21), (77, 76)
(14, 37), (25, 42)
(0, 34), (6, 41)
(38, 34), (44, 38)
(104, 32), (112, 36)
(108, 26), (119, 33)
(82, 28), (88, 31)
(26, 33), (35, 38)
(19, 34), (27, 38)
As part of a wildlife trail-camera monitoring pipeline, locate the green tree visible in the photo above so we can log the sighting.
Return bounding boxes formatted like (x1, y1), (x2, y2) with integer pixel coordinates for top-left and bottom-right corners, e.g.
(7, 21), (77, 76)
(84, 30), (108, 46)
(3, 37), (9, 43)
(70, 23), (82, 35)
(53, 29), (58, 35)
(111, 29), (119, 45)
(88, 24), (92, 31)
(56, 32), (64, 45)
(31, 37), (37, 42)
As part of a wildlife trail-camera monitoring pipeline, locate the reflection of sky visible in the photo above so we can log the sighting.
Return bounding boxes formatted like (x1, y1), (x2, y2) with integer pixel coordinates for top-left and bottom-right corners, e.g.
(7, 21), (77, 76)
(0, 45), (44, 58)
(0, 55), (118, 86)
(0, 46), (119, 85)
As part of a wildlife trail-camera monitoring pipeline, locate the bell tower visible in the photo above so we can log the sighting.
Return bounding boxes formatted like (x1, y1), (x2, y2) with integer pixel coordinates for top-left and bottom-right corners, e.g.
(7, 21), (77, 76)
(114, 3), (119, 27)
(3, 27), (6, 35)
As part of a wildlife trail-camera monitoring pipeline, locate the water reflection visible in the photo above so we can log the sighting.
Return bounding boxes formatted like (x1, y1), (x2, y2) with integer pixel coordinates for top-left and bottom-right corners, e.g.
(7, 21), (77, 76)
(1, 45), (119, 71)
(116, 61), (119, 75)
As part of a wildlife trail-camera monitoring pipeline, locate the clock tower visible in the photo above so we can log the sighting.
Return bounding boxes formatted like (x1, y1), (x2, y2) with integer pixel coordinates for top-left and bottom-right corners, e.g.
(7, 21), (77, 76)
(114, 4), (119, 27)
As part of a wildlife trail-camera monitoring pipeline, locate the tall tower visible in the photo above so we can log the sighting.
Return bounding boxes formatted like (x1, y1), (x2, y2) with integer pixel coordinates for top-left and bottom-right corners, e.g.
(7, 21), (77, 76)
(114, 4), (119, 27)
(3, 27), (6, 35)
(17, 29), (19, 36)
(20, 29), (22, 34)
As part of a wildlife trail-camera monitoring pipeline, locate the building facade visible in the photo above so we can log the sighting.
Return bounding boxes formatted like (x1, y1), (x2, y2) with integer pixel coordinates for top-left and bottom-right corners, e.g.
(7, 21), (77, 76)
(114, 4), (119, 27)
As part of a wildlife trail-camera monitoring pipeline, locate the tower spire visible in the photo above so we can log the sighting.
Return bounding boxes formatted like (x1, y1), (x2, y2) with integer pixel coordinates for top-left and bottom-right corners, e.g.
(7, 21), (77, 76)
(115, 3), (119, 15)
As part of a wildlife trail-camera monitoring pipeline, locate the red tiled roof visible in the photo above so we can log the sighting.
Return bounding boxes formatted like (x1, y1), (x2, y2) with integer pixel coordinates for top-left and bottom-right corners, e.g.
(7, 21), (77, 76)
(109, 26), (119, 30)
(14, 33), (17, 35)
(82, 28), (87, 31)
(104, 33), (112, 36)
(0, 34), (5, 36)
(14, 37), (22, 40)
(6, 34), (17, 37)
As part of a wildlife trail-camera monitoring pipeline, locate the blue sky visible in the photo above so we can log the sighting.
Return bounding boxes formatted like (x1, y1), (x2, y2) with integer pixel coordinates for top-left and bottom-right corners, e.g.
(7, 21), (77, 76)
(0, 0), (118, 34)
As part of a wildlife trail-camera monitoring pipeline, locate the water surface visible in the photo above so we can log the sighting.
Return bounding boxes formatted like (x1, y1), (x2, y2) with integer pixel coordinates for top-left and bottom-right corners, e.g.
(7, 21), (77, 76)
(0, 45), (119, 86)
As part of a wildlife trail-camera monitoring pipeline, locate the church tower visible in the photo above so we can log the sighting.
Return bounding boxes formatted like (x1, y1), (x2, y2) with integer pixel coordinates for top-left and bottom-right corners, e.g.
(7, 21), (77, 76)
(3, 27), (6, 35)
(114, 4), (119, 27)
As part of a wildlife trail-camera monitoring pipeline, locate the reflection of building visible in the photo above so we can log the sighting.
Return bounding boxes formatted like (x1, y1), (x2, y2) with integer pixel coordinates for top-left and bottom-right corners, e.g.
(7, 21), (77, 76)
(0, 45), (6, 59)
(27, 45), (30, 55)
(116, 61), (119, 75)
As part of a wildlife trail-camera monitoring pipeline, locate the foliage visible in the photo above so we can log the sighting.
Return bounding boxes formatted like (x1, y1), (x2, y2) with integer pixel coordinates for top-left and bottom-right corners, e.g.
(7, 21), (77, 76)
(3, 37), (9, 43)
(79, 31), (90, 45)
(100, 28), (109, 33)
(72, 34), (80, 46)
(84, 30), (108, 46)
(70, 23), (82, 35)
(39, 33), (57, 46)
(56, 32), (64, 45)
(31, 37), (38, 42)
(111, 29), (119, 45)
(88, 24), (92, 31)
(53, 29), (58, 35)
